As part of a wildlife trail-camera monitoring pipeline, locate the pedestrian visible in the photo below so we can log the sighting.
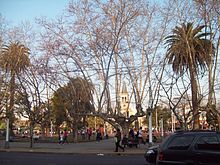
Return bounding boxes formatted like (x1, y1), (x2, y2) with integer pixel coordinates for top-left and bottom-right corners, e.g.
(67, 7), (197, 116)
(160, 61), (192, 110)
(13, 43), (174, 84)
(129, 128), (135, 139)
(100, 126), (104, 139)
(142, 129), (147, 144)
(87, 127), (92, 140)
(63, 129), (68, 144)
(137, 127), (143, 144)
(59, 131), (64, 144)
(96, 129), (101, 142)
(114, 128), (125, 152)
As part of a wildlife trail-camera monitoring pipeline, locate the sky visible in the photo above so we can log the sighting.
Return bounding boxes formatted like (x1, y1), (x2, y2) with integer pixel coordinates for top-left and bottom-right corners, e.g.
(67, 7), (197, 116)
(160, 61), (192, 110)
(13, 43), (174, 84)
(0, 0), (69, 25)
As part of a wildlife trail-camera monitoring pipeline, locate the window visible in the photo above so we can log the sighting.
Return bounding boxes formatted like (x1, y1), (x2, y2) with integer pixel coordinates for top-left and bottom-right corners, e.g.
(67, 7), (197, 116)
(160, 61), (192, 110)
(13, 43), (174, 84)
(167, 135), (194, 150)
(195, 135), (220, 151)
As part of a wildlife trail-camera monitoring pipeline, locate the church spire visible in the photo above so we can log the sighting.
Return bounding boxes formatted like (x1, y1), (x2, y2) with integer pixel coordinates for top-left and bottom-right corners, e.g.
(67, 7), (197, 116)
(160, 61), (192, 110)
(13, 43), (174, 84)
(122, 81), (128, 93)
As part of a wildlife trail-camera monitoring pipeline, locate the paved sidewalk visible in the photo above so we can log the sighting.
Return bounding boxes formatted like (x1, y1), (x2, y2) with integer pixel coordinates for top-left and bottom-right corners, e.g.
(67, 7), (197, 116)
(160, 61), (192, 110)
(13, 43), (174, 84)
(0, 138), (149, 155)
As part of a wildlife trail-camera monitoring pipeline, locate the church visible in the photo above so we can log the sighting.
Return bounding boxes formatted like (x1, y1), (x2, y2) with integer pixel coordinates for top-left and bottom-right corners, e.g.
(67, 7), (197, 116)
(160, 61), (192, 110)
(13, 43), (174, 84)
(118, 82), (145, 129)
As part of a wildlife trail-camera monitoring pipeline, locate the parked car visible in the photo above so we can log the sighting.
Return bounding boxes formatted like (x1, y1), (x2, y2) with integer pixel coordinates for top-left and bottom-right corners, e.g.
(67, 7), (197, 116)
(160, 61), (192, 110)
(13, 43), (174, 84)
(144, 130), (220, 165)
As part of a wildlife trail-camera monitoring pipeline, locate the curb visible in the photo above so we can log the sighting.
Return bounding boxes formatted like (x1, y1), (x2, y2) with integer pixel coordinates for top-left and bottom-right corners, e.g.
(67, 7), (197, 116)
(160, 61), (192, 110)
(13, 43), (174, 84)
(0, 149), (145, 155)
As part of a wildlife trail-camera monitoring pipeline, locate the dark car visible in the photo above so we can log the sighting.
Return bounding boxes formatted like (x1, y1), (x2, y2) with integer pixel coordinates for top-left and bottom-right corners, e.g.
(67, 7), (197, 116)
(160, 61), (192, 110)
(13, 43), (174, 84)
(144, 130), (220, 165)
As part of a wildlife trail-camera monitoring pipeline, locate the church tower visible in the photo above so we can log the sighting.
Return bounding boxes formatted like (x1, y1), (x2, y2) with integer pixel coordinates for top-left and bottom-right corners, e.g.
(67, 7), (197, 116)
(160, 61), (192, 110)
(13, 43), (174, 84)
(119, 82), (129, 117)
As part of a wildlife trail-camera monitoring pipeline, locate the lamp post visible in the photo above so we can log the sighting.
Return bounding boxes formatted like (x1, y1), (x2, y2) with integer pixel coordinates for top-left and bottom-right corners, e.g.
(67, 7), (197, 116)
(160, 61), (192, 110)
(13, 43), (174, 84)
(148, 86), (153, 147)
(160, 115), (164, 139)
(5, 118), (10, 148)
(95, 116), (97, 130)
(171, 111), (175, 132)
(147, 107), (153, 146)
(50, 119), (53, 137)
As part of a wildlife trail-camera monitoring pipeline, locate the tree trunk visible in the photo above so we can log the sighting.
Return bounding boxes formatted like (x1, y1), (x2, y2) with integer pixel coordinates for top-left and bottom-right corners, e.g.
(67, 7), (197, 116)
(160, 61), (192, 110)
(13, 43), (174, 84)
(217, 114), (220, 131)
(191, 75), (200, 129)
(41, 125), (45, 138)
(29, 122), (34, 148)
(188, 58), (200, 130)
(121, 122), (130, 137)
(57, 127), (61, 141)
(9, 72), (16, 134)
(73, 125), (78, 142)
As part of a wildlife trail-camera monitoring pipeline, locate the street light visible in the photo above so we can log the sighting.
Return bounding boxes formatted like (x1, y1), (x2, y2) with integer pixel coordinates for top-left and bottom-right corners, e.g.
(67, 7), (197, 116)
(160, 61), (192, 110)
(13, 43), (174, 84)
(147, 107), (153, 146)
(171, 111), (175, 132)
(5, 118), (10, 149)
(160, 115), (164, 138)
(147, 86), (153, 147)
(50, 119), (53, 137)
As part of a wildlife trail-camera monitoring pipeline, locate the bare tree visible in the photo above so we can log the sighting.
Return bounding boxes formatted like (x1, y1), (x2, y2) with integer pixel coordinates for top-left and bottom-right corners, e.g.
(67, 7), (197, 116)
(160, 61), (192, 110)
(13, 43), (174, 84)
(194, 0), (220, 129)
(17, 63), (48, 148)
(36, 0), (172, 135)
(34, 0), (220, 133)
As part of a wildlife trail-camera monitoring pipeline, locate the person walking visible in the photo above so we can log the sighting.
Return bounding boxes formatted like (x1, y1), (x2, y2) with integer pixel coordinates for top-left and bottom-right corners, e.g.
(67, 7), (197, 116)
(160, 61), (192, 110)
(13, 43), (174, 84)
(114, 128), (125, 152)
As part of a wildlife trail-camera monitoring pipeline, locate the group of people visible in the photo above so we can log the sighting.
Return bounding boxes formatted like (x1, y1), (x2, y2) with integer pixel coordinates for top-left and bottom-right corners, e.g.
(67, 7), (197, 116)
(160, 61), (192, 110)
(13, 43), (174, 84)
(58, 127), (106, 144)
(114, 127), (148, 152)
(80, 127), (93, 140)
(129, 127), (153, 144)
(59, 129), (68, 144)
(58, 126), (148, 152)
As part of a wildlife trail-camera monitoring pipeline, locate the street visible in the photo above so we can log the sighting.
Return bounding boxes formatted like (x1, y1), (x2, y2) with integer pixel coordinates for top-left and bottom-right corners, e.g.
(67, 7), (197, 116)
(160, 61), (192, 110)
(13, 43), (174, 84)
(0, 152), (146, 165)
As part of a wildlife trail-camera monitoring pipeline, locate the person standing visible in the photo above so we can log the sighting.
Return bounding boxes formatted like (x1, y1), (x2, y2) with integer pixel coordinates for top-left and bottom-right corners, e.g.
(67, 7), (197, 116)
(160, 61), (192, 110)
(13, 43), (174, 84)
(137, 127), (143, 144)
(96, 129), (101, 142)
(142, 129), (147, 144)
(87, 127), (92, 140)
(59, 131), (64, 144)
(129, 128), (135, 139)
(63, 129), (68, 144)
(100, 126), (104, 140)
(114, 128), (125, 152)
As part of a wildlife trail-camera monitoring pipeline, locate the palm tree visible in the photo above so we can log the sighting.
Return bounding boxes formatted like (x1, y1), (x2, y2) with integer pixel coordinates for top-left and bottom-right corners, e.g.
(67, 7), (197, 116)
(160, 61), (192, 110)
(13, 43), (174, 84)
(0, 41), (30, 146)
(165, 22), (214, 129)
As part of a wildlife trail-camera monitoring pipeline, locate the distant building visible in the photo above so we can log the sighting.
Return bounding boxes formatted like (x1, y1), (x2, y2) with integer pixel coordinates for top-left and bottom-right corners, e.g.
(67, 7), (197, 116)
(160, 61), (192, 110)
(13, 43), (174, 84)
(118, 82), (144, 129)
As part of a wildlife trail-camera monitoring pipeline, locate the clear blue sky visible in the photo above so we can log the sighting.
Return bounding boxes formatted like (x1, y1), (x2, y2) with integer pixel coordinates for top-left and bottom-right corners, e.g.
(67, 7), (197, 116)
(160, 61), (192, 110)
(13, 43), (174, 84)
(0, 0), (70, 25)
